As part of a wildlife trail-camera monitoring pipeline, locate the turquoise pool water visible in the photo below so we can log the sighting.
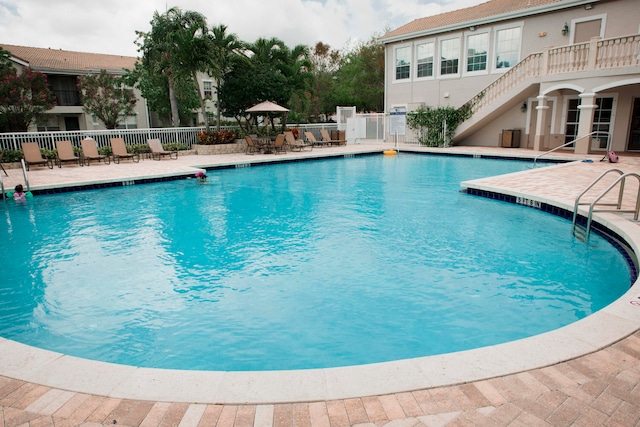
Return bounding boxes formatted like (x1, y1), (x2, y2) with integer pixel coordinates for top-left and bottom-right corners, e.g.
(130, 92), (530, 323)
(0, 154), (632, 371)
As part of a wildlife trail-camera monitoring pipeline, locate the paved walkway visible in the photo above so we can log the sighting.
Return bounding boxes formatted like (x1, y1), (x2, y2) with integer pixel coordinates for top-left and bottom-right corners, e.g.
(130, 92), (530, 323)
(1, 145), (639, 426)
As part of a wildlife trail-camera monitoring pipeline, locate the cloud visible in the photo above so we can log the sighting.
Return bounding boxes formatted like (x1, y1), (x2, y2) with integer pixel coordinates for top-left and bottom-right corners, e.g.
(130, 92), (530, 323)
(0, 0), (483, 57)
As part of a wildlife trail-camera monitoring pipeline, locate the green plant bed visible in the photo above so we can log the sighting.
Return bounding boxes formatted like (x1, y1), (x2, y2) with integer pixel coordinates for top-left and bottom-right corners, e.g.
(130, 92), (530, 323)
(197, 130), (236, 145)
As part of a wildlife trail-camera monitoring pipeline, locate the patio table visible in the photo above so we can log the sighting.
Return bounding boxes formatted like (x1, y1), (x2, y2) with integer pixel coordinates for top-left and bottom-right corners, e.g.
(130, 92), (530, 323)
(256, 137), (274, 154)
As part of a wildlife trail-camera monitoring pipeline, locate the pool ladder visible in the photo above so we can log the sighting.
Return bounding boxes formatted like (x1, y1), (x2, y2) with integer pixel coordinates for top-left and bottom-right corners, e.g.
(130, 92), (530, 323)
(572, 168), (640, 240)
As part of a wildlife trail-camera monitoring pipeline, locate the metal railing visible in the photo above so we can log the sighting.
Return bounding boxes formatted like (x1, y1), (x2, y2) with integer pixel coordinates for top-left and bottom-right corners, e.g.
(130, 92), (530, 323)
(532, 131), (611, 167)
(21, 159), (30, 192)
(572, 169), (640, 240)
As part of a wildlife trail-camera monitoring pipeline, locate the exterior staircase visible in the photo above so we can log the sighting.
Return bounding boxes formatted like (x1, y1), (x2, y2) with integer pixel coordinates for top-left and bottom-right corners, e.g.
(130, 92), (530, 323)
(454, 34), (640, 142)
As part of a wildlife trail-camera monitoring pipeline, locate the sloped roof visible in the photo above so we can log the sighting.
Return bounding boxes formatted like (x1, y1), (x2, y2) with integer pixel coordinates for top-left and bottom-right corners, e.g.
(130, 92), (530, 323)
(380, 0), (587, 42)
(0, 44), (137, 74)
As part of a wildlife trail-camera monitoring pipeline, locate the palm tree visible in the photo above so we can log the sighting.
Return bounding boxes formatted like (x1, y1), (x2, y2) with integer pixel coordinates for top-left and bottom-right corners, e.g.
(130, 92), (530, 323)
(209, 24), (245, 131)
(279, 44), (313, 121)
(249, 37), (286, 66)
(136, 7), (209, 127)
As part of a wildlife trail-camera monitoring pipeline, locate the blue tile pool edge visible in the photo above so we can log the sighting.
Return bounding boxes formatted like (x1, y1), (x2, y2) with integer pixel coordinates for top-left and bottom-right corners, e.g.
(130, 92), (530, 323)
(463, 187), (639, 285)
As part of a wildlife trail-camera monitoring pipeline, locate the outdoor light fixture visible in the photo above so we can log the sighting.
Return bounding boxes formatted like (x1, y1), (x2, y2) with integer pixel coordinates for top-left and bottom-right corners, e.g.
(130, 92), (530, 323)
(584, 3), (593, 10)
(469, 26), (476, 31)
(562, 22), (569, 36)
(521, 102), (527, 113)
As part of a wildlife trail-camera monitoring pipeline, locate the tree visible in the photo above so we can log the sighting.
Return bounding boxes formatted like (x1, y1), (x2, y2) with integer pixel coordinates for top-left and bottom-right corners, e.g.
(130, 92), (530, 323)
(0, 48), (55, 132)
(0, 48), (11, 74)
(169, 10), (212, 130)
(217, 37), (295, 131)
(308, 42), (342, 121)
(242, 38), (314, 128)
(218, 55), (288, 132)
(209, 24), (244, 130)
(249, 37), (286, 65)
(278, 43), (313, 123)
(135, 7), (210, 127)
(77, 70), (137, 129)
(126, 61), (198, 126)
(333, 36), (384, 113)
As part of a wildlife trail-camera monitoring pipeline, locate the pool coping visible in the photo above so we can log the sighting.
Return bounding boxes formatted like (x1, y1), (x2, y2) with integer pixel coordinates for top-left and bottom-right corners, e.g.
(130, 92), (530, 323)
(1, 146), (639, 404)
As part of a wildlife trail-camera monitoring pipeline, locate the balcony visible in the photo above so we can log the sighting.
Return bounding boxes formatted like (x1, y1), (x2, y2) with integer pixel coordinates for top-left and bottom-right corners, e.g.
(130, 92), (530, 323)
(456, 33), (640, 139)
(53, 89), (81, 106)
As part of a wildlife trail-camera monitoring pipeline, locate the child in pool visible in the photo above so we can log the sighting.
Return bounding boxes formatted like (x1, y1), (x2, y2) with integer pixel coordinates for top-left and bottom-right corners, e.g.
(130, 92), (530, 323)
(13, 184), (26, 201)
(195, 171), (208, 182)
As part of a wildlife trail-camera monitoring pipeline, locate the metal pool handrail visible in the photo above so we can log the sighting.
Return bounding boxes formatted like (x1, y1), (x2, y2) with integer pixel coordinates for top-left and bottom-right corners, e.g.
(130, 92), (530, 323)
(532, 131), (611, 167)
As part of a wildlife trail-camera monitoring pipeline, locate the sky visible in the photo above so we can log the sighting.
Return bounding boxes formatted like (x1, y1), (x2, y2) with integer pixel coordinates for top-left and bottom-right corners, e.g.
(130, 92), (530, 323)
(0, 0), (484, 57)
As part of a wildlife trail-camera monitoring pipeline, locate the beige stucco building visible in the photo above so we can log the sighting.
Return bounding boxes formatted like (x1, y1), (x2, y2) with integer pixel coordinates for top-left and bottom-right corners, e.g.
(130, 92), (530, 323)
(380, 0), (640, 154)
(1, 44), (218, 131)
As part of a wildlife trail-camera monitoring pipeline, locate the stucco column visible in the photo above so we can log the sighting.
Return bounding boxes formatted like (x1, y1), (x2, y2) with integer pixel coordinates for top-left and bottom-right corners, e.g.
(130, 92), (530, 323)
(533, 95), (548, 152)
(575, 92), (597, 154)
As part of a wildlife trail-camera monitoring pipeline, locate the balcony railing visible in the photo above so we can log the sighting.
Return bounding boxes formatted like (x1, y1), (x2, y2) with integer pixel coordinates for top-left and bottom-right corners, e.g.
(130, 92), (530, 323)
(52, 89), (81, 106)
(463, 33), (640, 117)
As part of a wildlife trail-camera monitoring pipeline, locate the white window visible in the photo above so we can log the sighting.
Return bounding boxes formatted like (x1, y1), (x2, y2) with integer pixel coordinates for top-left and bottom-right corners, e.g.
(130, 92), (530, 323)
(415, 41), (434, 79)
(564, 98), (580, 145)
(117, 114), (138, 130)
(466, 32), (489, 73)
(440, 38), (460, 76)
(592, 97), (614, 149)
(203, 80), (213, 98)
(495, 26), (521, 69)
(394, 46), (411, 81)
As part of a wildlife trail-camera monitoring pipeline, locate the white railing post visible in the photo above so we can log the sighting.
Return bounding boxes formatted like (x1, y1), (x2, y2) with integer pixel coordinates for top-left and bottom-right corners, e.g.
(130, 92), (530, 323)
(588, 36), (600, 70)
(541, 47), (550, 76)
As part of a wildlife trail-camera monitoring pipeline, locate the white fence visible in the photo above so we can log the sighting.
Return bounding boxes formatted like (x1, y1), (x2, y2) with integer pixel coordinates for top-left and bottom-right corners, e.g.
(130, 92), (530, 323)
(0, 123), (344, 151)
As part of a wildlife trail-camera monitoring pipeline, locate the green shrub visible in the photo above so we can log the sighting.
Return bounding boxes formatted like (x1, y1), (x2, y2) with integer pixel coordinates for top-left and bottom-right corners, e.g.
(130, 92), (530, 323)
(131, 144), (151, 154)
(160, 142), (189, 151)
(407, 105), (473, 147)
(1, 149), (23, 163)
(98, 146), (112, 156)
(42, 148), (56, 159)
(197, 130), (236, 145)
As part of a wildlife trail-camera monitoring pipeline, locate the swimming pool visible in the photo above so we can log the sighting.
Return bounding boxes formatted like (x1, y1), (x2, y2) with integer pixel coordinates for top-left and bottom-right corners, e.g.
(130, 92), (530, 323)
(0, 154), (632, 371)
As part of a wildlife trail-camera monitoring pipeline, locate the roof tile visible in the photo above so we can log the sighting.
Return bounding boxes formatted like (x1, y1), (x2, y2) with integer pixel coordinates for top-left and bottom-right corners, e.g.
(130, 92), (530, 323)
(1, 44), (137, 73)
(381, 0), (565, 40)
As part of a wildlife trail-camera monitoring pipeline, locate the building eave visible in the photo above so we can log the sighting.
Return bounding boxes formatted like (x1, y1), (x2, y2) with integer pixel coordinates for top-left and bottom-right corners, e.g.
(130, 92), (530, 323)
(9, 55), (30, 67)
(379, 0), (599, 44)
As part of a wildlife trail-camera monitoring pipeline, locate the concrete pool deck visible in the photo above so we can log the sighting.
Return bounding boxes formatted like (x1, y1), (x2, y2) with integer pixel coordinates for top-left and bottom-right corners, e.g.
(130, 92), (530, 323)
(1, 144), (639, 426)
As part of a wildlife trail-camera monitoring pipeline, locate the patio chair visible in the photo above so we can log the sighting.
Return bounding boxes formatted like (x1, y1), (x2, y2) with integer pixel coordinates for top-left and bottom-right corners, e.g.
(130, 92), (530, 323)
(55, 140), (81, 168)
(21, 142), (53, 171)
(244, 135), (261, 155)
(320, 129), (346, 146)
(80, 138), (110, 166)
(148, 139), (178, 160)
(110, 138), (140, 164)
(284, 131), (312, 152)
(272, 134), (287, 154)
(304, 131), (329, 148)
